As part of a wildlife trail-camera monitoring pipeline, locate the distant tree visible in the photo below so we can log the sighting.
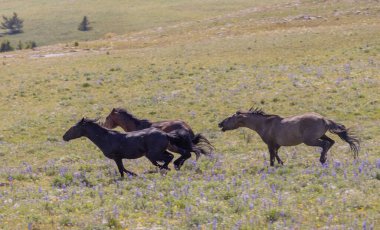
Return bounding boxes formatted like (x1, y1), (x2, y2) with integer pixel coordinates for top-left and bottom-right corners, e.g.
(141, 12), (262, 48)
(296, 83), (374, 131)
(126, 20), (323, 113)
(17, 40), (23, 50)
(78, 16), (91, 31)
(1, 12), (24, 34)
(24, 40), (37, 49)
(0, 40), (13, 52)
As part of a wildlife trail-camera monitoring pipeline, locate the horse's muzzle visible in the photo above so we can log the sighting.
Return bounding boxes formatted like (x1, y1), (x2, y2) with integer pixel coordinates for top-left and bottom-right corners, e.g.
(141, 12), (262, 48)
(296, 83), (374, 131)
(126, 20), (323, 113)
(218, 122), (225, 132)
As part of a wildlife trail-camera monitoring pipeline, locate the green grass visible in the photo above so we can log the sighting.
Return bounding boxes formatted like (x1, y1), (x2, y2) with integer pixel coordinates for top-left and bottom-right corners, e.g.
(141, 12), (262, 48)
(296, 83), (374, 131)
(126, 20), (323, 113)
(0, 0), (379, 229)
(0, 0), (269, 46)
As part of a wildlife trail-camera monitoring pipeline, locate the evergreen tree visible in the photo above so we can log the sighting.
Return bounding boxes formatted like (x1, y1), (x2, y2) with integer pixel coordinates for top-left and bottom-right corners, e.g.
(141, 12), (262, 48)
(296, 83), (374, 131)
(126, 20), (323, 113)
(0, 40), (13, 52)
(1, 12), (24, 34)
(78, 16), (91, 31)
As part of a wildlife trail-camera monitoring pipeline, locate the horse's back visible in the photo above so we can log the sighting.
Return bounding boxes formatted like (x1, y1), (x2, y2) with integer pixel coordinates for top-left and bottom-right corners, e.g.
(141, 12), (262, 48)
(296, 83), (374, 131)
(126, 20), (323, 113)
(275, 113), (328, 146)
(152, 120), (193, 135)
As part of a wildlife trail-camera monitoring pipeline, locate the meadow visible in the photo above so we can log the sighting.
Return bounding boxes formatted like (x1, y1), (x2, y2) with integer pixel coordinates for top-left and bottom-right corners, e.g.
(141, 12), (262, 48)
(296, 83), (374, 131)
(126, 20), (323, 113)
(0, 0), (379, 229)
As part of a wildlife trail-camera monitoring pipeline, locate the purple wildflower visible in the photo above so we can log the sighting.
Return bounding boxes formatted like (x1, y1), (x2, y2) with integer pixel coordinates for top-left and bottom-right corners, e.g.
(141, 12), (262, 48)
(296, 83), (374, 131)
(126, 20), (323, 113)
(376, 159), (380, 169)
(271, 184), (276, 194)
(362, 220), (367, 230)
(59, 167), (68, 177)
(333, 160), (341, 168)
(212, 218), (217, 230)
(113, 205), (119, 219)
(358, 162), (365, 173)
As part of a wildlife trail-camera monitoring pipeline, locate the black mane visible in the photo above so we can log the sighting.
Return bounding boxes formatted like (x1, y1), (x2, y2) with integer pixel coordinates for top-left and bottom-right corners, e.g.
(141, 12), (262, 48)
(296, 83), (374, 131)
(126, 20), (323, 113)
(114, 108), (151, 128)
(248, 107), (267, 116)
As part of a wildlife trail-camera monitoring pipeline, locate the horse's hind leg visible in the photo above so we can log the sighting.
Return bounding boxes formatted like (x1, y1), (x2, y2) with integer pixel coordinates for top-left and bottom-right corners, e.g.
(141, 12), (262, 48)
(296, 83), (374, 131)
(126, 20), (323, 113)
(161, 151), (174, 170)
(319, 135), (335, 163)
(146, 151), (174, 170)
(173, 148), (191, 171)
(304, 138), (331, 164)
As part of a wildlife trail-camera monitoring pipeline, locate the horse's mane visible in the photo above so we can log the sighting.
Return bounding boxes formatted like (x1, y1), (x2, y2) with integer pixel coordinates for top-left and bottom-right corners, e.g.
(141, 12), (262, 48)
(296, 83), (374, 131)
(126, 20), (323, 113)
(82, 117), (101, 123)
(113, 108), (139, 120)
(244, 107), (275, 117)
(113, 108), (152, 128)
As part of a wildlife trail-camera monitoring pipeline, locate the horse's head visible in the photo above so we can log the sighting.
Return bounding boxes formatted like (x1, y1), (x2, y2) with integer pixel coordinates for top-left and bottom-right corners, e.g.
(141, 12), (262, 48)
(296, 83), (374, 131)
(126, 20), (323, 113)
(218, 111), (247, 132)
(63, 117), (94, 141)
(103, 108), (119, 129)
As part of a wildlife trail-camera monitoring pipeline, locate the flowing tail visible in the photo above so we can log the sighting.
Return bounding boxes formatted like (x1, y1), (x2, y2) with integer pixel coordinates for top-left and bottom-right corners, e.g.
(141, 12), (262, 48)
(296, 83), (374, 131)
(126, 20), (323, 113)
(166, 130), (193, 151)
(327, 120), (360, 158)
(192, 133), (215, 159)
(167, 131), (214, 160)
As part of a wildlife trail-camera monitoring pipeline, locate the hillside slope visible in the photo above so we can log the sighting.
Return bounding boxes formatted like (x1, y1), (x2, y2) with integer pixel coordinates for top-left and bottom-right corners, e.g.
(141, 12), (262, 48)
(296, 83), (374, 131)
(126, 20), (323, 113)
(0, 0), (379, 229)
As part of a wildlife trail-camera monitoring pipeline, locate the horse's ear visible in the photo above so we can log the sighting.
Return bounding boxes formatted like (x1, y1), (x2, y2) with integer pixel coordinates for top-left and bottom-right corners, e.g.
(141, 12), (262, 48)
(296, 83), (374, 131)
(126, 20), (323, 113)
(111, 108), (116, 113)
(80, 117), (85, 123)
(236, 111), (241, 115)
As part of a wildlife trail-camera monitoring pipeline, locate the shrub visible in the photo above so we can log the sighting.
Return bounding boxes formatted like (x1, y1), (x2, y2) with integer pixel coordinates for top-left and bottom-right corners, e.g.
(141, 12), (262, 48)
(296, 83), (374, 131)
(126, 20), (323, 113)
(0, 40), (13, 52)
(24, 40), (37, 49)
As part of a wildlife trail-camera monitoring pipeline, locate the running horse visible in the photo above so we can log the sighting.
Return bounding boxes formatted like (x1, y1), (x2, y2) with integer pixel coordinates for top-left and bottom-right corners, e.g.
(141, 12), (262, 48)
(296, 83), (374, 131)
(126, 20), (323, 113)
(63, 118), (192, 177)
(218, 108), (360, 166)
(102, 108), (214, 170)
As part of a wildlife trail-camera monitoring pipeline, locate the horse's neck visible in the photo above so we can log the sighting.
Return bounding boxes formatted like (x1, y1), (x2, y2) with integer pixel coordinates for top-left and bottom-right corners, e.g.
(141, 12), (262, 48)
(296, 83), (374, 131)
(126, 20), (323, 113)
(242, 116), (269, 136)
(83, 124), (110, 151)
(136, 119), (152, 130)
(119, 114), (151, 131)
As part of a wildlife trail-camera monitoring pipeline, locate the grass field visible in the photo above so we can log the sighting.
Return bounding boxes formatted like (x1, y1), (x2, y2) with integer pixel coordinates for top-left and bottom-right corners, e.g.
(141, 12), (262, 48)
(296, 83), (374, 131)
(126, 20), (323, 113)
(1, 0), (380, 229)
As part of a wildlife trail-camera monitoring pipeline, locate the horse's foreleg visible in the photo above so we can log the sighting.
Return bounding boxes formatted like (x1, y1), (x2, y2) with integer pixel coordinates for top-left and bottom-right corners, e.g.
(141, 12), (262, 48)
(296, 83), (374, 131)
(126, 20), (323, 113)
(274, 147), (284, 165)
(268, 146), (276, 167)
(173, 149), (191, 170)
(114, 158), (137, 177)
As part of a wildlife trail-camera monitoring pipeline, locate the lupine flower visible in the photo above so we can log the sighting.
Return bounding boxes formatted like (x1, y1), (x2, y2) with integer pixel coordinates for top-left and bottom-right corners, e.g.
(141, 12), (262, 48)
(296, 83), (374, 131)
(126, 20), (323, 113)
(358, 162), (365, 173)
(344, 170), (347, 179)
(333, 160), (341, 168)
(113, 205), (119, 219)
(212, 218), (217, 230)
(376, 159), (380, 169)
(278, 193), (283, 206)
(270, 184), (276, 194)
(344, 63), (351, 75)
(260, 171), (267, 180)
(59, 167), (68, 177)
(185, 205), (191, 215)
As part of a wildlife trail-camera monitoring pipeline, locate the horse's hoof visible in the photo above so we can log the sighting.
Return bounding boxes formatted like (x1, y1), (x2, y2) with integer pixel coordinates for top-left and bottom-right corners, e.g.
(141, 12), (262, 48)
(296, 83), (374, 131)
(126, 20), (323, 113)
(174, 165), (181, 171)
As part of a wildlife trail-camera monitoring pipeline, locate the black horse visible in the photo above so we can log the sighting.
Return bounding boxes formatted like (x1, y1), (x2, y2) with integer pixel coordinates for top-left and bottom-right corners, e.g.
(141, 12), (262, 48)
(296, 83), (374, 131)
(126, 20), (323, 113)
(103, 108), (214, 170)
(63, 118), (192, 177)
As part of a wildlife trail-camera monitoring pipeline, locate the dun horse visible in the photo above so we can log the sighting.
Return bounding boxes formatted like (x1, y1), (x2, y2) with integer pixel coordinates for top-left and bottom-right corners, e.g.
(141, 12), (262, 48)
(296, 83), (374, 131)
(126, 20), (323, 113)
(103, 108), (214, 170)
(218, 108), (360, 166)
(63, 118), (192, 177)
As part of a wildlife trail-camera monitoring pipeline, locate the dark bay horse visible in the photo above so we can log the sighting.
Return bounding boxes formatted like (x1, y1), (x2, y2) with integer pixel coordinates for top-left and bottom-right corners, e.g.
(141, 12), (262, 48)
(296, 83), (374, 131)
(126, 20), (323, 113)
(102, 108), (214, 170)
(218, 108), (360, 166)
(63, 118), (192, 177)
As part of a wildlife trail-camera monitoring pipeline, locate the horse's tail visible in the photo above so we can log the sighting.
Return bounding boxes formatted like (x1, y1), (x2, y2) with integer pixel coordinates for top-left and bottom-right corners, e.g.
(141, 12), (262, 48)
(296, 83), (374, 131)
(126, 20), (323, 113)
(327, 120), (360, 158)
(191, 133), (214, 159)
(166, 130), (193, 153)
